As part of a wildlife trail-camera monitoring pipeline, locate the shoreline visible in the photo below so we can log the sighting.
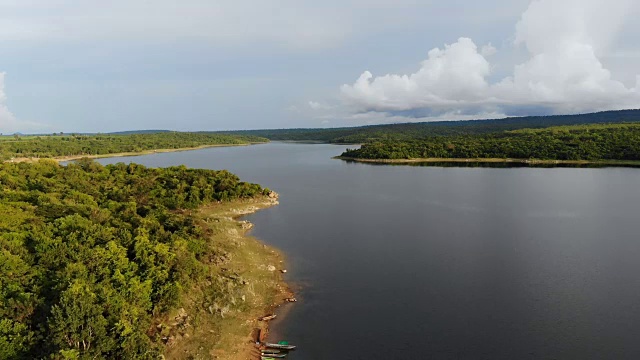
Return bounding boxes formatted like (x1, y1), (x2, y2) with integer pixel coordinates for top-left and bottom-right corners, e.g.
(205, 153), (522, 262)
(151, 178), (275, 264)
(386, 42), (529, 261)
(5, 142), (268, 163)
(161, 194), (292, 360)
(224, 195), (294, 359)
(334, 156), (640, 167)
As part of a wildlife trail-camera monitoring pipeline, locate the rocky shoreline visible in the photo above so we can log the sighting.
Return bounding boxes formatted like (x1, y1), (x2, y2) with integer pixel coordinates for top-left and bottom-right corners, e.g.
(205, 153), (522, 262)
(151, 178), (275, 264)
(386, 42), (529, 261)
(6, 143), (265, 164)
(335, 156), (640, 167)
(160, 192), (293, 359)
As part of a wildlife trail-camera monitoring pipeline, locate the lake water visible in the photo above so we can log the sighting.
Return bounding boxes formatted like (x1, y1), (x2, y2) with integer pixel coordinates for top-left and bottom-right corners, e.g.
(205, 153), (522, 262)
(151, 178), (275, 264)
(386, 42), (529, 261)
(97, 142), (640, 359)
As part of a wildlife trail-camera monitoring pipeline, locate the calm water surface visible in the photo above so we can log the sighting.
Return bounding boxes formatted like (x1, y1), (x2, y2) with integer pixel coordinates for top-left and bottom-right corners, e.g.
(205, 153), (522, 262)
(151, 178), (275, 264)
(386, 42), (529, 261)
(98, 143), (640, 359)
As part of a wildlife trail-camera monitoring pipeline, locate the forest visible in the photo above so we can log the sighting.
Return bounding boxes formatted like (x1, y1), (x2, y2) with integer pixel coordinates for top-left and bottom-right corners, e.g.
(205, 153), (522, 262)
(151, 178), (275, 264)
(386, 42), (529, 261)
(217, 109), (640, 143)
(0, 159), (272, 359)
(0, 132), (268, 161)
(340, 123), (640, 161)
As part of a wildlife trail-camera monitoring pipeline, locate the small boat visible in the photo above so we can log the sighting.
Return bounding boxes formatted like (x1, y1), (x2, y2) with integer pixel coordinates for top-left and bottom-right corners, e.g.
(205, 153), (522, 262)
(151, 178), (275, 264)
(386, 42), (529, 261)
(259, 314), (277, 321)
(285, 297), (297, 302)
(261, 350), (281, 354)
(261, 354), (287, 358)
(264, 342), (296, 350)
(261, 351), (282, 356)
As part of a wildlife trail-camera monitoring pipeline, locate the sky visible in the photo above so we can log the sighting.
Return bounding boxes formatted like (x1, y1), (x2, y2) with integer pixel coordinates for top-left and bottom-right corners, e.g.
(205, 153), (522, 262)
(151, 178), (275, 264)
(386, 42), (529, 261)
(1, 0), (639, 133)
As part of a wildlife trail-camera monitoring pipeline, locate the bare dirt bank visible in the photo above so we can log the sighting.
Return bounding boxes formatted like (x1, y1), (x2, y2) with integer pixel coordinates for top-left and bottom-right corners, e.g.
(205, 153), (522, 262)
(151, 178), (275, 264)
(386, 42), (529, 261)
(160, 194), (293, 360)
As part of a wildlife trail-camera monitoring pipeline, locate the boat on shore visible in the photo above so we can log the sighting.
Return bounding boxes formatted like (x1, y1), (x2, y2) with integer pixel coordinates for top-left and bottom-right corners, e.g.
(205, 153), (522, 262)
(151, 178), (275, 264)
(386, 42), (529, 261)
(261, 351), (283, 356)
(261, 353), (287, 358)
(259, 314), (277, 321)
(261, 349), (281, 354)
(264, 342), (296, 350)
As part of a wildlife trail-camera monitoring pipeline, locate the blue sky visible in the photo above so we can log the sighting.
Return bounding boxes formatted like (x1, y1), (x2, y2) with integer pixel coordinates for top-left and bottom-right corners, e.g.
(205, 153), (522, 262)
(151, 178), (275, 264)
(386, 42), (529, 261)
(1, 0), (639, 133)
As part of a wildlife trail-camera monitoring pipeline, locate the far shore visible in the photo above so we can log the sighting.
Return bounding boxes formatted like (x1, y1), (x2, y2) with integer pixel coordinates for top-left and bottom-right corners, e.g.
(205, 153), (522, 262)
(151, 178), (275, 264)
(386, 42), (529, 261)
(334, 156), (640, 167)
(5, 142), (267, 163)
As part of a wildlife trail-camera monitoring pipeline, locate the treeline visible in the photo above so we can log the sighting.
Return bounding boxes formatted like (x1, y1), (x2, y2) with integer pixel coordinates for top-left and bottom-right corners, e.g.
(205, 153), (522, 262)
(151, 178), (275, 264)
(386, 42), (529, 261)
(0, 159), (271, 359)
(0, 132), (268, 160)
(341, 123), (640, 161)
(217, 109), (640, 143)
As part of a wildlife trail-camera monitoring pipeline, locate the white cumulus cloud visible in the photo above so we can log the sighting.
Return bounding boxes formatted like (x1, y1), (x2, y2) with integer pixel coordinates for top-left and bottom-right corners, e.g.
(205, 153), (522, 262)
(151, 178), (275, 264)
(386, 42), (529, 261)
(341, 37), (492, 112)
(340, 0), (640, 120)
(0, 72), (19, 132)
(308, 101), (332, 110)
(481, 43), (497, 57)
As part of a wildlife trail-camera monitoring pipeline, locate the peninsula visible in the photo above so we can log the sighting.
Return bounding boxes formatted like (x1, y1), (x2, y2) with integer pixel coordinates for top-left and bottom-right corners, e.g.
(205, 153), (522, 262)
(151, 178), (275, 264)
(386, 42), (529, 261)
(0, 158), (288, 359)
(338, 123), (640, 166)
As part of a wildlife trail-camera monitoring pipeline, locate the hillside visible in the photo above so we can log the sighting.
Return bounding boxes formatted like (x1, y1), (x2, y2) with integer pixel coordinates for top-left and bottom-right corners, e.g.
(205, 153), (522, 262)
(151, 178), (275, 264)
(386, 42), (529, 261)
(217, 109), (640, 143)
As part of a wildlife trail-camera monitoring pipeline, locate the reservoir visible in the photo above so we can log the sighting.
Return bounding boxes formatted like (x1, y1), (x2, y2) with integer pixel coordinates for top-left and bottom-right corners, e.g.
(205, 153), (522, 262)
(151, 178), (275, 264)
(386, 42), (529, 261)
(97, 142), (640, 359)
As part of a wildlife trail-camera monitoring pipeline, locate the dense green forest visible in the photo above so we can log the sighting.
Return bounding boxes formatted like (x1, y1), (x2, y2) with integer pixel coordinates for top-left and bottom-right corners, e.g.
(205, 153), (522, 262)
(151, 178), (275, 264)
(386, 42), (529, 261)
(340, 123), (640, 161)
(0, 132), (268, 161)
(0, 159), (271, 359)
(218, 109), (640, 143)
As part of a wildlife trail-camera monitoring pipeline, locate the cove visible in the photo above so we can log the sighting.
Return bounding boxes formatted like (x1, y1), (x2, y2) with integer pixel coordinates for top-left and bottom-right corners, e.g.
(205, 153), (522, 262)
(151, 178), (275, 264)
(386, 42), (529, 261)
(97, 142), (640, 359)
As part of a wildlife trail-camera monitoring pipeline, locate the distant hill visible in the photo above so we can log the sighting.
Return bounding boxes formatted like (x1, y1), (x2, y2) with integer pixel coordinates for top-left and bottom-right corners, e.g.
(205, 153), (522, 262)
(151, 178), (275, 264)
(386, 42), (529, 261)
(216, 109), (640, 143)
(107, 129), (172, 135)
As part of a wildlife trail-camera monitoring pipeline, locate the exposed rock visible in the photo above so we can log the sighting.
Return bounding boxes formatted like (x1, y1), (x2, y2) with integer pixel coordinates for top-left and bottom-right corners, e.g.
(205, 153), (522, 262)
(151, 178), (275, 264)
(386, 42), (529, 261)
(165, 336), (176, 346)
(175, 308), (187, 320)
(267, 265), (276, 272)
(259, 314), (277, 321)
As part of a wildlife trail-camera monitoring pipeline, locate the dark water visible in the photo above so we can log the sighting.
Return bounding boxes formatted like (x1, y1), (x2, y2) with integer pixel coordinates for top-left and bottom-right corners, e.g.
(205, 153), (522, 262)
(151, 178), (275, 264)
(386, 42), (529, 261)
(97, 143), (640, 359)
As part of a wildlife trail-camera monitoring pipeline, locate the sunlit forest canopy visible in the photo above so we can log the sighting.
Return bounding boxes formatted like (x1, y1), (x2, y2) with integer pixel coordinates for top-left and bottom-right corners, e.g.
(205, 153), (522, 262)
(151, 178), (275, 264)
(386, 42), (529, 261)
(0, 132), (268, 161)
(0, 159), (270, 359)
(341, 123), (640, 161)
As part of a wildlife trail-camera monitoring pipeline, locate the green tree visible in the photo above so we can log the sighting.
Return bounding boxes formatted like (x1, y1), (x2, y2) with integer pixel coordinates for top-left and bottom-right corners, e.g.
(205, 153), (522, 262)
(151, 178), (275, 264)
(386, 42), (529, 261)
(48, 281), (112, 358)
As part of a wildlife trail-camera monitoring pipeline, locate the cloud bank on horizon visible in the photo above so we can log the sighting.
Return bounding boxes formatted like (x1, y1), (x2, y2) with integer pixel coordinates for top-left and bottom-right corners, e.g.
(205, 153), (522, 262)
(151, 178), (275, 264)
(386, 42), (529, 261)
(1, 0), (639, 132)
(4, 0), (479, 133)
(340, 0), (640, 121)
(0, 73), (50, 133)
(0, 73), (19, 133)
